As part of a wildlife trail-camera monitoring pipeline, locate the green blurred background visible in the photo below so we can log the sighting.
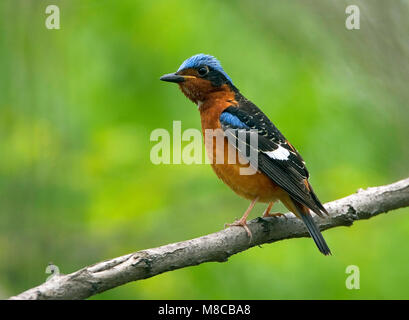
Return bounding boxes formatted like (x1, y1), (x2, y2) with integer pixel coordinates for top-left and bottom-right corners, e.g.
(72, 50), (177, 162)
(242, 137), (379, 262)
(1, 0), (408, 299)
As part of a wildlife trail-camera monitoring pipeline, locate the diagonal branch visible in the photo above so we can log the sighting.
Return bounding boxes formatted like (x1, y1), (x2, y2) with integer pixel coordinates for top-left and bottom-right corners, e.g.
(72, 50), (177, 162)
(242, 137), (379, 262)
(9, 178), (409, 300)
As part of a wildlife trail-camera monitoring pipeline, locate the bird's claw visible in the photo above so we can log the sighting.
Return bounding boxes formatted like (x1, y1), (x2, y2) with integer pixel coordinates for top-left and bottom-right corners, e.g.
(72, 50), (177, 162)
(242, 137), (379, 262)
(225, 219), (253, 242)
(262, 212), (287, 220)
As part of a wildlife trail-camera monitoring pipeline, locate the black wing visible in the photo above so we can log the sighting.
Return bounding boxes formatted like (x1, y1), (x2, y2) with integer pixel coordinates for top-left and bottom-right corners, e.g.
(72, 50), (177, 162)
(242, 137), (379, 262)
(219, 97), (327, 217)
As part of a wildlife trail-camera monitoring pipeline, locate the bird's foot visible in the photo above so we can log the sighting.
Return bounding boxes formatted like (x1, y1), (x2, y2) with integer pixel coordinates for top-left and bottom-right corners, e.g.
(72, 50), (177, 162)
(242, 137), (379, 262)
(224, 197), (259, 243)
(262, 211), (287, 219)
(225, 218), (252, 241)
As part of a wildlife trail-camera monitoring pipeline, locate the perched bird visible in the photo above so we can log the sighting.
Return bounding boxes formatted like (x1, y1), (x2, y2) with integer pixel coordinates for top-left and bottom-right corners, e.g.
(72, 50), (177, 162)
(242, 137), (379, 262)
(160, 54), (331, 255)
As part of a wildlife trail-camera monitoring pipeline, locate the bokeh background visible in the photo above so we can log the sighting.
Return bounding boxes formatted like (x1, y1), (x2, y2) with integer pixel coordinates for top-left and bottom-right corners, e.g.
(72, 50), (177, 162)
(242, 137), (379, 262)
(1, 0), (408, 299)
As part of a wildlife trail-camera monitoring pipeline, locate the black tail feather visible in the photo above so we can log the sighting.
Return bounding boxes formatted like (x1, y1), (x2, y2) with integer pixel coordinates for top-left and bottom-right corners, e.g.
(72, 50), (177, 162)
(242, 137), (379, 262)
(294, 201), (331, 256)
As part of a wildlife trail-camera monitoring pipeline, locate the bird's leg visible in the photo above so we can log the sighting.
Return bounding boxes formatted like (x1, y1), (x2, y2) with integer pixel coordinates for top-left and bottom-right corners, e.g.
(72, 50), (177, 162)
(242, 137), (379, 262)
(226, 197), (259, 239)
(262, 201), (274, 218)
(262, 201), (287, 219)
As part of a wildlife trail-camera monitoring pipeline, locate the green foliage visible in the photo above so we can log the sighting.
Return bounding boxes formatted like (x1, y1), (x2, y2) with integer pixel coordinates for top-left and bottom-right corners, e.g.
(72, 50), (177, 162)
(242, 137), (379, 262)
(0, 0), (408, 299)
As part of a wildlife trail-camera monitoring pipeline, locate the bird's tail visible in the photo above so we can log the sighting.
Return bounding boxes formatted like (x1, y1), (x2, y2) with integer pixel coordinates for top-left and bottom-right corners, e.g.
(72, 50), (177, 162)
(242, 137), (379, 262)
(293, 199), (331, 256)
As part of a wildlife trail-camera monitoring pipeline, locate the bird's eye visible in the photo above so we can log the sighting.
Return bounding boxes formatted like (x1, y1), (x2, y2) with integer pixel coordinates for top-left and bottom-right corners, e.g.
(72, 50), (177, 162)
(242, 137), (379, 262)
(198, 66), (208, 76)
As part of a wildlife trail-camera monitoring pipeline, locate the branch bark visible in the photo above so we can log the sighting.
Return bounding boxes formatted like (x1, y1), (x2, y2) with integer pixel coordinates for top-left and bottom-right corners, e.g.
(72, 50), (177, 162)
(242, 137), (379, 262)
(9, 178), (409, 300)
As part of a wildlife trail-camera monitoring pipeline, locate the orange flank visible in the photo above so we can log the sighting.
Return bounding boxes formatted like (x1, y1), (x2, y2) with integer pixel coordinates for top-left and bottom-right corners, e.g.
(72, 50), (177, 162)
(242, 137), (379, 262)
(199, 90), (288, 203)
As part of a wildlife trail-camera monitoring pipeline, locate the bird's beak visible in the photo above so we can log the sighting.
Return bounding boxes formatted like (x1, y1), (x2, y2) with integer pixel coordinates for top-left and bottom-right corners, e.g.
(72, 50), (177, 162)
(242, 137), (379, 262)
(160, 73), (186, 83)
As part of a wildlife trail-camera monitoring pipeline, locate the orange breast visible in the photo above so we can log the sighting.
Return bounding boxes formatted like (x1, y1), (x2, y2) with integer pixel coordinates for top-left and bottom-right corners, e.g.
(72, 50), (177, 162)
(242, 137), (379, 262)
(199, 93), (283, 203)
(209, 136), (282, 202)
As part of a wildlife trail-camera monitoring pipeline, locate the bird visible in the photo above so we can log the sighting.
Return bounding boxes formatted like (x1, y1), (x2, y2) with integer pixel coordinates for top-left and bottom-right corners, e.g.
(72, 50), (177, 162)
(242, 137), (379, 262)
(160, 54), (331, 255)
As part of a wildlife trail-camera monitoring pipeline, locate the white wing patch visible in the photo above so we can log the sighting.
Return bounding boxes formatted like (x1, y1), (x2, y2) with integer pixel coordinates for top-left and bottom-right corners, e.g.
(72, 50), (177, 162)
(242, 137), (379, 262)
(264, 145), (290, 160)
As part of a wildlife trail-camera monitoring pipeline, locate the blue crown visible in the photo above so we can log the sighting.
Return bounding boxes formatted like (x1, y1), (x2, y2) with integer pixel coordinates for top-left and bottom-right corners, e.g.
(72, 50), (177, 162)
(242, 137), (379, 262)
(177, 54), (233, 84)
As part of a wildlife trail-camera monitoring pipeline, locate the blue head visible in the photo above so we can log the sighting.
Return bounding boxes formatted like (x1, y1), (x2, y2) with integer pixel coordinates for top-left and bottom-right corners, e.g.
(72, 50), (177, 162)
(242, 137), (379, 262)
(160, 54), (236, 103)
(176, 54), (233, 84)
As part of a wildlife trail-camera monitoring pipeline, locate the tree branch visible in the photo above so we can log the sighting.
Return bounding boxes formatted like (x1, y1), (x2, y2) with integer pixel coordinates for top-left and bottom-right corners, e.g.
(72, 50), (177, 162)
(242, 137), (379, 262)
(9, 178), (409, 300)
